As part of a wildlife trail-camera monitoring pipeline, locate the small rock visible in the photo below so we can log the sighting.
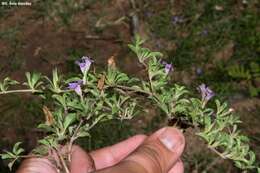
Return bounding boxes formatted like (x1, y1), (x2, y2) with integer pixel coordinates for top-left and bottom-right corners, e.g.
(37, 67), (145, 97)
(214, 5), (224, 11)
(213, 41), (234, 64)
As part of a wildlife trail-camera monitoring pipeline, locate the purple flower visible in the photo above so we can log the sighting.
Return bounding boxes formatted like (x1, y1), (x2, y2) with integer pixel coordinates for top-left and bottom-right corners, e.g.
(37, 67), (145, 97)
(160, 59), (174, 75)
(198, 84), (215, 102)
(76, 56), (93, 74)
(172, 16), (184, 25)
(159, 59), (167, 65)
(156, 40), (162, 49)
(196, 68), (203, 76)
(144, 11), (153, 18)
(68, 80), (83, 96)
(201, 29), (209, 36)
(165, 63), (173, 74)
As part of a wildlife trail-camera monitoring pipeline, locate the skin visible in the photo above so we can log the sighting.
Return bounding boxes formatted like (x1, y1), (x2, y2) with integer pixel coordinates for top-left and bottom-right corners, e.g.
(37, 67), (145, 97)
(17, 127), (185, 173)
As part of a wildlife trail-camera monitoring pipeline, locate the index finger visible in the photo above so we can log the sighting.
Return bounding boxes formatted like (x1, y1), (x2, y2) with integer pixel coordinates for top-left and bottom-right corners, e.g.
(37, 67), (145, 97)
(90, 134), (147, 170)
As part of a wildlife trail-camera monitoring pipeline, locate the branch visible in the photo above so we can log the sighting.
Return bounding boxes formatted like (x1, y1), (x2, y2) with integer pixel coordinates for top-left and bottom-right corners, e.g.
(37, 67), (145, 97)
(68, 119), (84, 162)
(208, 146), (227, 159)
(53, 147), (70, 173)
(114, 85), (152, 96)
(0, 89), (41, 95)
(0, 89), (72, 95)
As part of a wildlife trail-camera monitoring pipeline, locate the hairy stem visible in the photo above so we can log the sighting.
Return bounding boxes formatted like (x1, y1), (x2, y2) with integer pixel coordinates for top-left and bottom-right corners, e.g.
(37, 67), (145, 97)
(0, 89), (73, 95)
(54, 148), (70, 173)
(115, 85), (152, 96)
(68, 119), (83, 162)
(209, 146), (227, 159)
(0, 89), (41, 95)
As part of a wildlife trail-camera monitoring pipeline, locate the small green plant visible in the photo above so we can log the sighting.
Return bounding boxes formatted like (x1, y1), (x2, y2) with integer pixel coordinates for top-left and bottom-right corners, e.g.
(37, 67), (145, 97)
(0, 36), (259, 172)
(37, 0), (87, 27)
(1, 142), (24, 170)
(228, 62), (260, 97)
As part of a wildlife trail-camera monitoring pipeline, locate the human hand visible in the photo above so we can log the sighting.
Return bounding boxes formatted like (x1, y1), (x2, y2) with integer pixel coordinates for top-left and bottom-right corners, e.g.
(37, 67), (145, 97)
(17, 127), (185, 173)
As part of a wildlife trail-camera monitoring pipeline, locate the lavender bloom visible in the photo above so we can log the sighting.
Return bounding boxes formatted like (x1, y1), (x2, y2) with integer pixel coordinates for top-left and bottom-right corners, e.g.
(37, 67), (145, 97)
(144, 11), (153, 18)
(160, 59), (174, 74)
(172, 16), (184, 25)
(198, 84), (215, 102)
(68, 80), (83, 96)
(165, 63), (173, 74)
(160, 59), (167, 65)
(156, 40), (162, 49)
(196, 68), (203, 76)
(76, 56), (93, 74)
(201, 29), (209, 36)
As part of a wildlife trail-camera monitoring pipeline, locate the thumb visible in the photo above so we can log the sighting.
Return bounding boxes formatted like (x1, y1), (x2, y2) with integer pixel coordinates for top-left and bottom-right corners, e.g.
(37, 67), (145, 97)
(97, 127), (185, 173)
(70, 145), (95, 173)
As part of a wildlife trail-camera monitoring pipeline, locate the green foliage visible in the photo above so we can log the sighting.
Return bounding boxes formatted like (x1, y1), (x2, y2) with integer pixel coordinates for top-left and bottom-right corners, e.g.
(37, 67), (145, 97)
(227, 62), (260, 97)
(228, 64), (251, 80)
(0, 142), (24, 170)
(24, 72), (43, 91)
(128, 35), (163, 64)
(0, 36), (258, 172)
(148, 8), (173, 39)
(36, 0), (88, 27)
(0, 77), (19, 92)
(106, 67), (130, 86)
(197, 100), (255, 169)
(45, 68), (63, 93)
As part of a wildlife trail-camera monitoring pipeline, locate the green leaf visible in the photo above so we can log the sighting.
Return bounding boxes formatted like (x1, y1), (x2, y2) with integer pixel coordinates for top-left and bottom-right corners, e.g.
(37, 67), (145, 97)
(38, 137), (57, 148)
(24, 72), (42, 90)
(25, 72), (32, 87)
(65, 77), (82, 83)
(53, 94), (67, 108)
(31, 145), (49, 156)
(1, 153), (14, 160)
(249, 84), (258, 97)
(227, 64), (251, 80)
(4, 77), (19, 85)
(45, 68), (62, 93)
(0, 77), (19, 91)
(77, 131), (90, 138)
(250, 62), (260, 73)
(0, 82), (4, 91)
(8, 159), (17, 171)
(12, 142), (24, 155)
(38, 123), (55, 133)
(64, 113), (77, 130)
(128, 35), (162, 63)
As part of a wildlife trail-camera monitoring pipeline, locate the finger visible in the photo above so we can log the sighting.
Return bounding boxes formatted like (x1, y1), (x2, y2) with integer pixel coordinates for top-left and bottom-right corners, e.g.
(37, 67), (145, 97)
(70, 145), (95, 173)
(90, 134), (147, 170)
(98, 127), (185, 173)
(16, 158), (57, 173)
(168, 160), (184, 173)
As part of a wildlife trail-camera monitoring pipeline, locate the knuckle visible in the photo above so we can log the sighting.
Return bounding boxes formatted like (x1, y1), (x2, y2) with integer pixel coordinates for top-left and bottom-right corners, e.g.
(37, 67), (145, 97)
(131, 141), (167, 173)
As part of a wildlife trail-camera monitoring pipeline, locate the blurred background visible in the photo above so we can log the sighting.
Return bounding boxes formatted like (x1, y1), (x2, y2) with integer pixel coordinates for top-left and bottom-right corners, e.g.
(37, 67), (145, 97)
(0, 0), (259, 172)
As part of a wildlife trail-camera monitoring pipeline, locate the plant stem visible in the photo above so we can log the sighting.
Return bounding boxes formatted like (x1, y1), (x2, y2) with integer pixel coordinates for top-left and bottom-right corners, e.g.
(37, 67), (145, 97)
(0, 89), (41, 95)
(148, 76), (154, 93)
(0, 89), (71, 95)
(54, 148), (70, 173)
(141, 62), (154, 93)
(68, 119), (83, 162)
(20, 154), (42, 159)
(115, 85), (152, 96)
(209, 146), (227, 159)
(202, 157), (222, 173)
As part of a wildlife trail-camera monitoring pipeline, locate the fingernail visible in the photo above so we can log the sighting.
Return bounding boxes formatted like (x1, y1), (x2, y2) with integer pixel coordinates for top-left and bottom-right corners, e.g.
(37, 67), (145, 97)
(159, 127), (183, 152)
